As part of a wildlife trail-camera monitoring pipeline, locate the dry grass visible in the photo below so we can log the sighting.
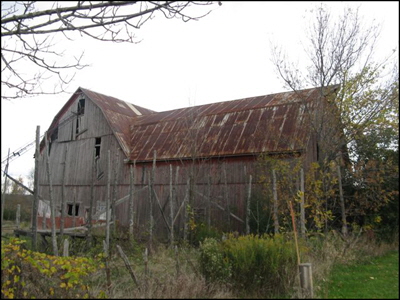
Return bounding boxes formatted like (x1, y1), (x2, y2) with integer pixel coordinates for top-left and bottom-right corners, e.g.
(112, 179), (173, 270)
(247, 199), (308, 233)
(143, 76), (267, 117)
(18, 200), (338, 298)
(89, 244), (236, 299)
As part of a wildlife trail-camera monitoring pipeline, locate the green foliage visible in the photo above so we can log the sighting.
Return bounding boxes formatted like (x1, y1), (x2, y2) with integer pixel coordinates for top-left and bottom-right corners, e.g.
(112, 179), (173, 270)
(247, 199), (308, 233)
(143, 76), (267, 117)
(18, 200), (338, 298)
(199, 234), (302, 296)
(198, 238), (232, 284)
(2, 208), (30, 222)
(188, 222), (222, 246)
(1, 237), (105, 299)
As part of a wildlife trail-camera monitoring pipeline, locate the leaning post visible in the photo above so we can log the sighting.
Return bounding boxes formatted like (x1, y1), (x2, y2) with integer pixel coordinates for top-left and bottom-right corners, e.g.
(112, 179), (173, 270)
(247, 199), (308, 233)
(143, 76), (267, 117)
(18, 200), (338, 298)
(32, 126), (40, 251)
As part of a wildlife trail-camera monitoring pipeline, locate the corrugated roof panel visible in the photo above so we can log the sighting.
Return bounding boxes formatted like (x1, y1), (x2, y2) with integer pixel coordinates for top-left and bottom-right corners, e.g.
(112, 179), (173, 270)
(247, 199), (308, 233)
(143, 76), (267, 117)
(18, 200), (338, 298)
(126, 86), (339, 161)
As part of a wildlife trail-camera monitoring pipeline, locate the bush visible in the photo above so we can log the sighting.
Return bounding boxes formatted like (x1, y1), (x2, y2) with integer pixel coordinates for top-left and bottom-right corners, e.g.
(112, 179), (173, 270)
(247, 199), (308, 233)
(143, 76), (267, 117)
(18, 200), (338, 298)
(189, 223), (223, 246)
(199, 238), (232, 284)
(1, 238), (105, 299)
(199, 234), (301, 296)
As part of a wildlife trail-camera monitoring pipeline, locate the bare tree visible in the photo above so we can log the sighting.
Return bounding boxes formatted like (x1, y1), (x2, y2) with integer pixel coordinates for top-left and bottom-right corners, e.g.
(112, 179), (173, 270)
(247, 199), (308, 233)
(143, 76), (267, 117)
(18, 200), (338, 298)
(270, 4), (398, 164)
(270, 3), (398, 235)
(1, 1), (215, 100)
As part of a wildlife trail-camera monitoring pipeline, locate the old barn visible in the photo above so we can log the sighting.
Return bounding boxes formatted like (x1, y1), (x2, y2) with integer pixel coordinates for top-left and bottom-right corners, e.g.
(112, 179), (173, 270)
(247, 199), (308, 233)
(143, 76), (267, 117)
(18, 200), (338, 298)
(36, 85), (341, 240)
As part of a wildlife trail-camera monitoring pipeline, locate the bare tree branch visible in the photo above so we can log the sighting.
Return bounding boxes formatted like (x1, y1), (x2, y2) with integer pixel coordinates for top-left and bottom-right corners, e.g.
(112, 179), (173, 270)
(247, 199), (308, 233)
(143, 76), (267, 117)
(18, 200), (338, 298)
(1, 1), (215, 100)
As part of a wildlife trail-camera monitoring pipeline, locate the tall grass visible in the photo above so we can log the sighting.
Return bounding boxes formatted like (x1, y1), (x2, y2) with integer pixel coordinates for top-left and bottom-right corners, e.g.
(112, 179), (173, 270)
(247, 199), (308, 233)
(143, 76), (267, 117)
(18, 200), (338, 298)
(199, 233), (301, 297)
(2, 228), (397, 299)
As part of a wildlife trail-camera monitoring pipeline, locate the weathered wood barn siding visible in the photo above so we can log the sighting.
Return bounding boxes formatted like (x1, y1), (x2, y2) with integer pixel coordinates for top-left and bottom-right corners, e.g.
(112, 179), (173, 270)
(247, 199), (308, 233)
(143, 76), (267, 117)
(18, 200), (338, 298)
(37, 86), (340, 239)
(38, 90), (138, 223)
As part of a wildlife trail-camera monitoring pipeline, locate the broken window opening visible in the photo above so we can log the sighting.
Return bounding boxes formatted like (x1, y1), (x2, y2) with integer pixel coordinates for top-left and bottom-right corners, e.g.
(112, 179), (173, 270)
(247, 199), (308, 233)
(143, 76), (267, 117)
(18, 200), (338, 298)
(50, 126), (58, 142)
(76, 117), (80, 135)
(67, 203), (80, 216)
(95, 137), (101, 158)
(77, 98), (85, 116)
(48, 140), (52, 156)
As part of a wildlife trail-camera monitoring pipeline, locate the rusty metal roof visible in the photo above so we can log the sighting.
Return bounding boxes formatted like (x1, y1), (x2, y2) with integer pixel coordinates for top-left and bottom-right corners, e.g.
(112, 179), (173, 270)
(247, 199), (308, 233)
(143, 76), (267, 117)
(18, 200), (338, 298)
(81, 88), (155, 156)
(42, 85), (338, 161)
(129, 87), (335, 162)
(41, 87), (155, 156)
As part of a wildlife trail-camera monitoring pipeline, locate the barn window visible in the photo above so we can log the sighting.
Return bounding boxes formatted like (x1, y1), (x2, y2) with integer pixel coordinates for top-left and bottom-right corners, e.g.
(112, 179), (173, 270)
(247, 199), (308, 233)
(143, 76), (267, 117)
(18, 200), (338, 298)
(94, 137), (104, 179)
(95, 137), (101, 158)
(48, 140), (52, 156)
(67, 203), (80, 216)
(75, 98), (86, 136)
(50, 126), (58, 142)
(76, 117), (80, 134)
(77, 99), (85, 116)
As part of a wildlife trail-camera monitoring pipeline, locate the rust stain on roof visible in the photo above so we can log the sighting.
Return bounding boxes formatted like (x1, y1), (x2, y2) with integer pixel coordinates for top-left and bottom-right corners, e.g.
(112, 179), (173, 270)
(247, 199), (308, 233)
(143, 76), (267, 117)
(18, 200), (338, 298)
(42, 85), (338, 162)
(81, 88), (156, 157)
(129, 87), (332, 162)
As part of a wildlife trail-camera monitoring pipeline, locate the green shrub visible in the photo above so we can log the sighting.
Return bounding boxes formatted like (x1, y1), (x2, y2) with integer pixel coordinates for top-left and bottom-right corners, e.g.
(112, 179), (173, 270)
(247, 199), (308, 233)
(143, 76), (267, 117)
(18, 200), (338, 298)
(199, 234), (301, 296)
(2, 208), (30, 222)
(189, 223), (223, 246)
(1, 237), (105, 299)
(198, 238), (232, 283)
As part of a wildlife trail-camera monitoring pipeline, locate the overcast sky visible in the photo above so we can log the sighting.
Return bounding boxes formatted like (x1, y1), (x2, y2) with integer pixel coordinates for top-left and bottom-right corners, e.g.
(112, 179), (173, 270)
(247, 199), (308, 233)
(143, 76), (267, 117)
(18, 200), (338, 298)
(1, 1), (399, 182)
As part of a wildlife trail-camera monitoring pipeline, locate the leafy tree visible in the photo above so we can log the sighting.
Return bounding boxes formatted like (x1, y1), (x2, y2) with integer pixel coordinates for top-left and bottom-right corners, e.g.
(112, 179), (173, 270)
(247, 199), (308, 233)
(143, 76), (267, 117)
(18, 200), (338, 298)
(10, 176), (26, 195)
(1, 1), (216, 100)
(270, 4), (398, 234)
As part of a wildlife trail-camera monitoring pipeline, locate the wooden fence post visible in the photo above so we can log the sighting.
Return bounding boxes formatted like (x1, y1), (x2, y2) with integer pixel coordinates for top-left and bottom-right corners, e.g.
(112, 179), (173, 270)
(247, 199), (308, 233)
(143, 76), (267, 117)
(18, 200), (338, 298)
(143, 247), (149, 297)
(112, 151), (120, 235)
(61, 145), (68, 239)
(106, 150), (111, 256)
(63, 238), (69, 257)
(300, 168), (306, 237)
(337, 165), (348, 236)
(223, 164), (230, 231)
(207, 175), (211, 229)
(103, 240), (112, 294)
(1, 148), (10, 233)
(41, 204), (46, 229)
(87, 150), (95, 248)
(129, 162), (136, 239)
(117, 245), (141, 291)
(45, 132), (58, 256)
(183, 178), (190, 242)
(169, 164), (174, 247)
(16, 204), (20, 229)
(272, 169), (279, 234)
(148, 170), (153, 253)
(32, 126), (40, 251)
(246, 174), (252, 235)
(299, 263), (314, 298)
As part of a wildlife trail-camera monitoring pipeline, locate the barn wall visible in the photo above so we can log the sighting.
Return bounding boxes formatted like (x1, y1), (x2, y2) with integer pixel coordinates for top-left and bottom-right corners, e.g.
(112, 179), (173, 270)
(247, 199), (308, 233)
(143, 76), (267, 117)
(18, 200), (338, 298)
(36, 95), (321, 238)
(38, 96), (128, 223)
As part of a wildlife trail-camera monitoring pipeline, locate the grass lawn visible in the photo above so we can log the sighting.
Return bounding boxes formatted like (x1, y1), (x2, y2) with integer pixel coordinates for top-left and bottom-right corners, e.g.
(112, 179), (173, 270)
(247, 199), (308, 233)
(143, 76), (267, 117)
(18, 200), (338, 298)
(326, 250), (399, 299)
